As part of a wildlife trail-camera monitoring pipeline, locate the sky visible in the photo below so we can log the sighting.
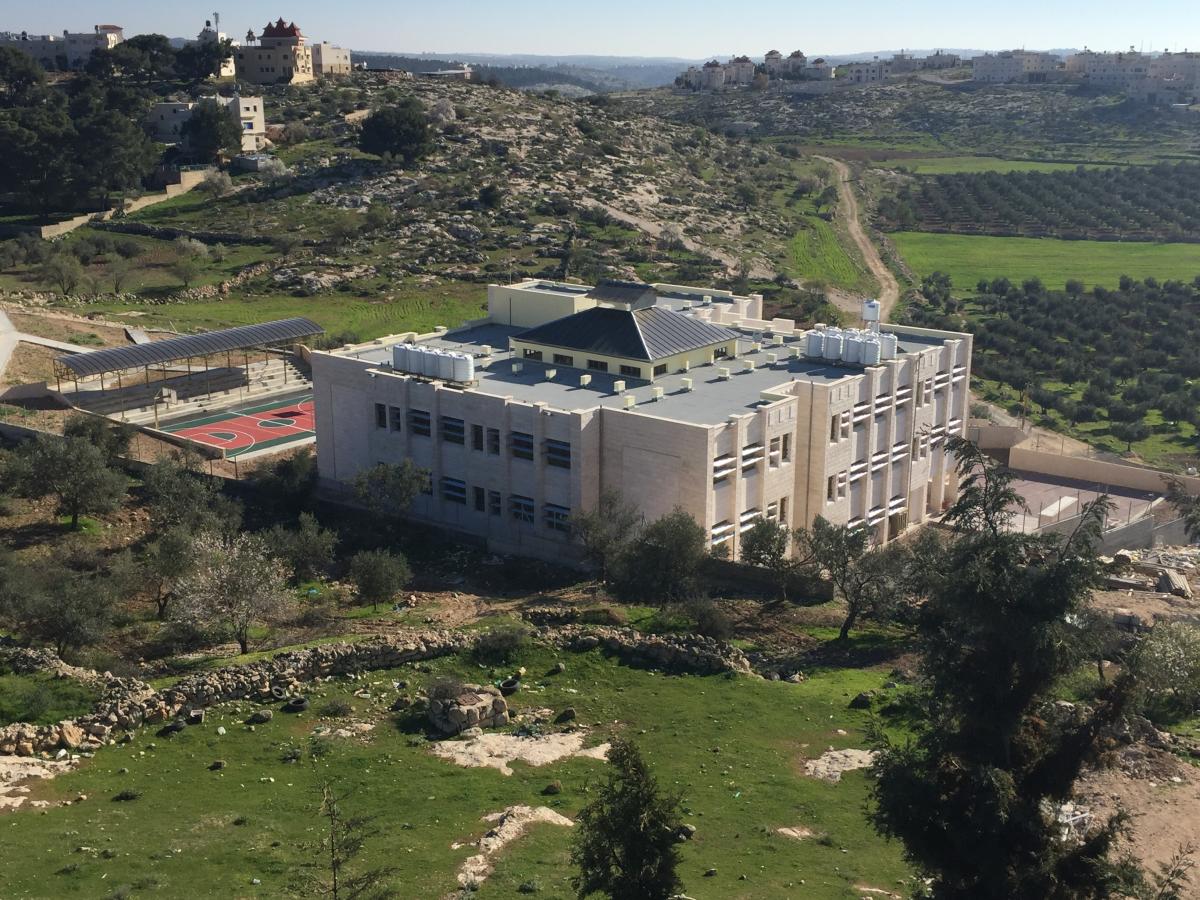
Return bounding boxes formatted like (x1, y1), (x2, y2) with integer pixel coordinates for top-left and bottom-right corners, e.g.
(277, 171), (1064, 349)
(15, 1), (1200, 58)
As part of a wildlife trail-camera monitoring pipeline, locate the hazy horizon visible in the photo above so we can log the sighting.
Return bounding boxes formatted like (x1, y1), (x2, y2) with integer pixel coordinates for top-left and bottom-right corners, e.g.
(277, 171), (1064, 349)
(10, 0), (1199, 59)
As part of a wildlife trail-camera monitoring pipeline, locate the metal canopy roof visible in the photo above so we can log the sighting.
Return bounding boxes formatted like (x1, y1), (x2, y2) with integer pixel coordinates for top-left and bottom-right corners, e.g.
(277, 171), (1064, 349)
(514, 306), (738, 362)
(56, 318), (324, 378)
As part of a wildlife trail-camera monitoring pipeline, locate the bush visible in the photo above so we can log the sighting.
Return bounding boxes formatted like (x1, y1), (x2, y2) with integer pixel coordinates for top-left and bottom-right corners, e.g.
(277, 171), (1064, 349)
(473, 625), (531, 665)
(687, 598), (733, 641)
(578, 605), (627, 627)
(322, 699), (353, 718)
(427, 676), (466, 701)
(112, 789), (141, 802)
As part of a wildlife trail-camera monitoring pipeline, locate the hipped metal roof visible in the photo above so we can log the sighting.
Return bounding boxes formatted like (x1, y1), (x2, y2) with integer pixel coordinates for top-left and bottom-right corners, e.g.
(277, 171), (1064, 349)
(56, 318), (324, 378)
(515, 306), (739, 362)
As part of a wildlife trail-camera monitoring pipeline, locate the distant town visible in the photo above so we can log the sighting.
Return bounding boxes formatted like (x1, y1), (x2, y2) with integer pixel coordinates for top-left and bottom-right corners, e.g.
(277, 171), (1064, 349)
(678, 46), (1200, 103)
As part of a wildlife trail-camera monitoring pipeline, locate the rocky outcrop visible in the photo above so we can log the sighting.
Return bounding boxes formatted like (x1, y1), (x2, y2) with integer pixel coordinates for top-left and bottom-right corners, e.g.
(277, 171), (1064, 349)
(546, 625), (752, 675)
(429, 684), (509, 735)
(0, 631), (465, 757)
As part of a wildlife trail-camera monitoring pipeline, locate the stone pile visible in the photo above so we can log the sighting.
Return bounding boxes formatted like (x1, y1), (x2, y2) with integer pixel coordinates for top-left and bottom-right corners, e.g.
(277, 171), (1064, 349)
(428, 684), (509, 735)
(547, 625), (752, 675)
(0, 631), (465, 757)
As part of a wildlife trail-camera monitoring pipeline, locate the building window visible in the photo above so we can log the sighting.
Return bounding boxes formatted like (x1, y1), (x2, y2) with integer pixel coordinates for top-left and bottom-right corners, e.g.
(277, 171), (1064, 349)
(544, 503), (571, 533)
(485, 427), (501, 455)
(374, 403), (387, 429)
(471, 424), (484, 451)
(440, 416), (465, 445)
(510, 494), (535, 523)
(389, 406), (402, 432)
(441, 477), (467, 504)
(714, 346), (729, 359)
(586, 359), (609, 373)
(553, 353), (573, 366)
(830, 413), (839, 443)
(619, 364), (642, 378)
(510, 431), (534, 460)
(779, 497), (788, 523)
(545, 439), (571, 469)
(473, 486), (486, 511)
(827, 475), (836, 502)
(523, 348), (543, 360)
(408, 409), (431, 437)
(653, 363), (668, 376)
(488, 490), (502, 516)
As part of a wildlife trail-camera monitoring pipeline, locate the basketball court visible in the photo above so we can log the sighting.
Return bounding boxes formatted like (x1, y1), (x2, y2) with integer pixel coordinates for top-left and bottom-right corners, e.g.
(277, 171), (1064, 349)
(160, 393), (315, 459)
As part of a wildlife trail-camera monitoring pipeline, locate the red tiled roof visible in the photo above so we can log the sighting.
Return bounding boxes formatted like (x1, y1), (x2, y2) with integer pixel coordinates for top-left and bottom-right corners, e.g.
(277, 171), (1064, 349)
(261, 17), (302, 38)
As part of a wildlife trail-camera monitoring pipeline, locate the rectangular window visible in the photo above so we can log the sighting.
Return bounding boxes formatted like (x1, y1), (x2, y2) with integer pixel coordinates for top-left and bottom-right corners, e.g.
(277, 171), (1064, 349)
(389, 406), (403, 432)
(440, 416), (465, 445)
(408, 409), (431, 437)
(782, 434), (791, 462)
(779, 497), (788, 523)
(586, 359), (609, 373)
(544, 503), (571, 533)
(488, 490), (501, 516)
(441, 477), (466, 504)
(827, 475), (836, 502)
(473, 486), (485, 511)
(653, 363), (668, 377)
(619, 364), (642, 378)
(471, 424), (484, 451)
(523, 348), (543, 361)
(374, 403), (387, 429)
(510, 431), (534, 460)
(769, 436), (781, 467)
(510, 494), (535, 523)
(486, 427), (500, 455)
(553, 353), (573, 366)
(830, 413), (839, 443)
(545, 439), (571, 469)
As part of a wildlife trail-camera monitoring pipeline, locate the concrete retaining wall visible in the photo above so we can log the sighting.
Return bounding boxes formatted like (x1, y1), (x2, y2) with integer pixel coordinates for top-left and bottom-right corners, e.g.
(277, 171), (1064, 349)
(1008, 447), (1200, 495)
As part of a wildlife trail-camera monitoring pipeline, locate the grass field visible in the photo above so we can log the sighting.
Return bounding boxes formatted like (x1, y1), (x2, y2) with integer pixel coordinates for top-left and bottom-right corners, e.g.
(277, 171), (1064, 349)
(85, 285), (488, 343)
(875, 156), (1123, 175)
(788, 216), (870, 291)
(0, 645), (910, 899)
(0, 670), (98, 727)
(892, 232), (1200, 291)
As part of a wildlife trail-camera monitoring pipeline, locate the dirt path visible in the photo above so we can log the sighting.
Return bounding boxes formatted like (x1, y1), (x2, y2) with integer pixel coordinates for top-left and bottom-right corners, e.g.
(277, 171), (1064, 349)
(816, 156), (901, 322)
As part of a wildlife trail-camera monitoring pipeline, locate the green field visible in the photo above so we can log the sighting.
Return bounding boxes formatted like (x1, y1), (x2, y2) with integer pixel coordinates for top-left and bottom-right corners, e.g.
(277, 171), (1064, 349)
(892, 232), (1200, 290)
(85, 285), (488, 342)
(876, 156), (1124, 175)
(0, 670), (98, 727)
(789, 217), (870, 291)
(0, 645), (909, 898)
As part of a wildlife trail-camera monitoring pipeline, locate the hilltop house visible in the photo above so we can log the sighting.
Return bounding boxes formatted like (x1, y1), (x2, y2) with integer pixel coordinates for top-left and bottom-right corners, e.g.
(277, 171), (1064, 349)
(0, 24), (123, 69)
(146, 94), (266, 153)
(236, 18), (314, 84)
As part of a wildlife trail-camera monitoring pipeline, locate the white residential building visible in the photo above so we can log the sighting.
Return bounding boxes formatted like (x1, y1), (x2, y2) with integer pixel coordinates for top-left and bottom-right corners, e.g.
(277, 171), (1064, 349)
(312, 41), (352, 76)
(311, 279), (972, 564)
(146, 94), (266, 153)
(972, 50), (1060, 83)
(193, 19), (236, 78)
(0, 24), (123, 69)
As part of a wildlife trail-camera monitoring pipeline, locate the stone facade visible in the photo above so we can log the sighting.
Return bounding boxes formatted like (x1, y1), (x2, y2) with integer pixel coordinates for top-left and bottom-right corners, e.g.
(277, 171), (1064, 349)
(429, 684), (509, 734)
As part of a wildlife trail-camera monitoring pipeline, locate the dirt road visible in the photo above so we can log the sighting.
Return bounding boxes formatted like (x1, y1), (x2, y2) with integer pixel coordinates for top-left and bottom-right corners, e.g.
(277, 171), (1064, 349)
(816, 156), (901, 321)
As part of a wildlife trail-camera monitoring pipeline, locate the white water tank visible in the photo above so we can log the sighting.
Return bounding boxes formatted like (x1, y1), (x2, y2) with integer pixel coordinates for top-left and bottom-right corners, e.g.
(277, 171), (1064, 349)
(436, 351), (454, 380)
(862, 339), (882, 365)
(393, 343), (411, 372)
(451, 352), (473, 383)
(843, 334), (863, 364)
(862, 299), (881, 324)
(822, 329), (844, 360)
(421, 348), (439, 377)
(806, 330), (825, 357)
(879, 333), (898, 360)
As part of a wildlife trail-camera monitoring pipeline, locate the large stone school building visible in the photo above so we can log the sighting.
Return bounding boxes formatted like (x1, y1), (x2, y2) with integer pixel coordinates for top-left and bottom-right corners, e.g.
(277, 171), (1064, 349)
(311, 279), (972, 562)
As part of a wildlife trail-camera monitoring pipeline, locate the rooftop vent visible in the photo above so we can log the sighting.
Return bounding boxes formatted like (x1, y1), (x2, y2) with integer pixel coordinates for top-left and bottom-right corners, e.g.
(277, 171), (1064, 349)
(480, 345), (492, 356)
(512, 361), (523, 374)
(681, 377), (693, 391)
(545, 368), (557, 381)
(651, 387), (664, 401)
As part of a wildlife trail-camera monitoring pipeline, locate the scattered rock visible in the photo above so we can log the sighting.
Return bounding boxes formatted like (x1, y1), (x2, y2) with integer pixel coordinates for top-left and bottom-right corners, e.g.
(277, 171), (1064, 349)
(849, 692), (874, 710)
(542, 780), (562, 796)
(208, 760), (225, 771)
(247, 710), (273, 725)
(676, 823), (697, 841)
(804, 748), (878, 784)
(456, 806), (574, 887)
(554, 707), (577, 724)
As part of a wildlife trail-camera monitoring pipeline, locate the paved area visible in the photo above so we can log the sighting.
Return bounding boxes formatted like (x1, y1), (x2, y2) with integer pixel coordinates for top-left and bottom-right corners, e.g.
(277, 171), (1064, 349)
(1007, 471), (1160, 534)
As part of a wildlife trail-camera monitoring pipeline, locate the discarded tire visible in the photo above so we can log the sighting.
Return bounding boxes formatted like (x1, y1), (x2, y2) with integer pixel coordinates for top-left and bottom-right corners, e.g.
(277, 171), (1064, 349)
(499, 677), (521, 696)
(283, 697), (309, 713)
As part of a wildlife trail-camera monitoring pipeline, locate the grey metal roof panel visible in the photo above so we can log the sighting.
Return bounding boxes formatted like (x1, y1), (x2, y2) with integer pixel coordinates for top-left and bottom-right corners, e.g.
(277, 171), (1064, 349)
(56, 317), (324, 377)
(584, 279), (657, 307)
(515, 307), (651, 359)
(633, 307), (740, 359)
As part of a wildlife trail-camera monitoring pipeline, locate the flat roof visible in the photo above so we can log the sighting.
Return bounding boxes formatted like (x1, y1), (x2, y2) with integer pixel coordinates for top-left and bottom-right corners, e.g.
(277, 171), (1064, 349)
(344, 324), (858, 426)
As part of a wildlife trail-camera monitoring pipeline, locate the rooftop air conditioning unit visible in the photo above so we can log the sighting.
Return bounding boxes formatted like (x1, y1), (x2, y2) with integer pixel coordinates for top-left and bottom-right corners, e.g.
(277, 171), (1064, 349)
(613, 379), (626, 394)
(681, 377), (693, 391)
(579, 374), (592, 387)
(651, 387), (664, 401)
(718, 367), (731, 380)
(512, 361), (524, 374)
(480, 345), (492, 356)
(766, 353), (778, 365)
(744, 360), (756, 372)
(623, 394), (637, 409)
(545, 368), (557, 381)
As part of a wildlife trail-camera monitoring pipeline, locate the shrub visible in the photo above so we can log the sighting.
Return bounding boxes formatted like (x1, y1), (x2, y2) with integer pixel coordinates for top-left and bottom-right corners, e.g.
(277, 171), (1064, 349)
(427, 676), (466, 701)
(112, 789), (141, 802)
(687, 598), (733, 641)
(473, 625), (531, 665)
(322, 699), (353, 718)
(578, 605), (627, 627)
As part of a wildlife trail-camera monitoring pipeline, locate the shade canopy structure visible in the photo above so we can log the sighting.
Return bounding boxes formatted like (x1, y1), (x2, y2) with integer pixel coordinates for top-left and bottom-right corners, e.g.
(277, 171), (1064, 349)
(55, 318), (324, 380)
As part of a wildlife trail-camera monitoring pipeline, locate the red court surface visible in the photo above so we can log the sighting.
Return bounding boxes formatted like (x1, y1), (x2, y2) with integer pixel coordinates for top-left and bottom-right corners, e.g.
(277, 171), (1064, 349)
(161, 394), (315, 458)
